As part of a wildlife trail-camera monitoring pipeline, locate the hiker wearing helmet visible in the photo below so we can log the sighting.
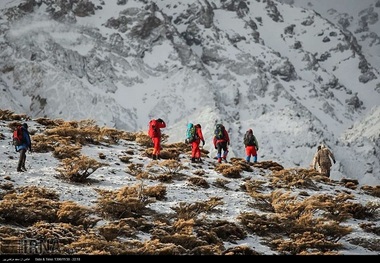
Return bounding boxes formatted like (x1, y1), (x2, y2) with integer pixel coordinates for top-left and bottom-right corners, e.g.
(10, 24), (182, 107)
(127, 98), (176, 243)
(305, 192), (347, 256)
(315, 144), (336, 177)
(15, 123), (32, 172)
(243, 129), (259, 163)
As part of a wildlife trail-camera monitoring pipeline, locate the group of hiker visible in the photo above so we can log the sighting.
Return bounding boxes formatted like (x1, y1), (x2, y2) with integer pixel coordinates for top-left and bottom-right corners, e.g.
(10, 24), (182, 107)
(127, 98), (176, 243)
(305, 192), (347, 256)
(147, 118), (336, 177)
(148, 118), (259, 164)
(12, 119), (336, 178)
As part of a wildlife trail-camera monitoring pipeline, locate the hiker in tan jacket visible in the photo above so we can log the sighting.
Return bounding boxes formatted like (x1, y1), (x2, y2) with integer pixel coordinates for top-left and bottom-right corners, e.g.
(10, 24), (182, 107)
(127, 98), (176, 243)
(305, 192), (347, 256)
(315, 144), (336, 178)
(311, 145), (322, 172)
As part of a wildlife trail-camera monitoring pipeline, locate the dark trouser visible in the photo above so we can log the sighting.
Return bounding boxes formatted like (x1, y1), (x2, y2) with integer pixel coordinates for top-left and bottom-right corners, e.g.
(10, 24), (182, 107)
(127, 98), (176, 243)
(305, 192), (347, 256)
(216, 142), (228, 162)
(17, 148), (27, 171)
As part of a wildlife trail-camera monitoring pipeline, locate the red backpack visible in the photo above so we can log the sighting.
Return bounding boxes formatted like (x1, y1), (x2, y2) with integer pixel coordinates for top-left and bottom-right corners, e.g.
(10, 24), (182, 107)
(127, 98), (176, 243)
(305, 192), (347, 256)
(148, 119), (158, 138)
(12, 126), (24, 146)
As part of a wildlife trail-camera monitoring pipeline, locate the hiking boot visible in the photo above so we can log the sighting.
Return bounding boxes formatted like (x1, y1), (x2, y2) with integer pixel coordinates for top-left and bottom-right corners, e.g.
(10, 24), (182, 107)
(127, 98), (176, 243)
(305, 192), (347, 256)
(223, 157), (227, 163)
(197, 158), (203, 163)
(191, 157), (196, 163)
(152, 155), (157, 160)
(17, 168), (23, 172)
(217, 158), (222, 163)
(22, 166), (27, 171)
(156, 155), (160, 160)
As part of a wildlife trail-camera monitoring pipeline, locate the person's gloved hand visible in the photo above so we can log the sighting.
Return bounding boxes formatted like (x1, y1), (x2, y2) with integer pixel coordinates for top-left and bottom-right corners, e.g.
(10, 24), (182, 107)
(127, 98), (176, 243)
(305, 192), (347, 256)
(227, 141), (230, 146)
(157, 118), (163, 123)
(333, 160), (336, 164)
(202, 140), (205, 146)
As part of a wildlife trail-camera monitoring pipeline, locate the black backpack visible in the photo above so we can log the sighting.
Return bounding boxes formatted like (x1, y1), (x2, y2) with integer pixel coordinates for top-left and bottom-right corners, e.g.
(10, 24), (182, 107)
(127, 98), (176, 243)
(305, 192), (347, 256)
(244, 132), (256, 146)
(214, 124), (225, 140)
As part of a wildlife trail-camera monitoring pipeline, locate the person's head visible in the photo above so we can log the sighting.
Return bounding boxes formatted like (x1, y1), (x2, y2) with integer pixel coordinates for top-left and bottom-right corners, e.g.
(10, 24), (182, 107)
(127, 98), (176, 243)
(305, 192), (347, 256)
(317, 145), (321, 151)
(248, 128), (253, 133)
(195, 124), (201, 128)
(22, 123), (28, 129)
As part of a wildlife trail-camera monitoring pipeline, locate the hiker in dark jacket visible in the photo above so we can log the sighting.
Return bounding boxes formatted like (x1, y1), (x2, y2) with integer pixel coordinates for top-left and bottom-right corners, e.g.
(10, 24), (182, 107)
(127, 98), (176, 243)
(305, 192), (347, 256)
(213, 124), (230, 163)
(191, 124), (205, 163)
(16, 123), (32, 172)
(315, 144), (336, 177)
(243, 129), (259, 163)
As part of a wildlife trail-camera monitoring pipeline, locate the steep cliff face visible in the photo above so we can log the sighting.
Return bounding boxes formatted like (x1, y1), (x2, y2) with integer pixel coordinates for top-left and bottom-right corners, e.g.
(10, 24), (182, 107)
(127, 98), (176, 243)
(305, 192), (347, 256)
(0, 0), (379, 184)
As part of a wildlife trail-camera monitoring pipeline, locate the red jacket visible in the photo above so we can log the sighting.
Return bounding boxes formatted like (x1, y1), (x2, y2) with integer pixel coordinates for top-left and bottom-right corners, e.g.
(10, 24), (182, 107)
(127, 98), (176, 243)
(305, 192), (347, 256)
(213, 129), (229, 147)
(195, 126), (204, 143)
(149, 119), (166, 138)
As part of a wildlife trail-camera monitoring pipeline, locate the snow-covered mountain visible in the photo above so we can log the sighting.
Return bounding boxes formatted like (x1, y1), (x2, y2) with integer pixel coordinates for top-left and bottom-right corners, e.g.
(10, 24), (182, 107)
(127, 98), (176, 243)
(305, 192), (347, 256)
(0, 0), (379, 185)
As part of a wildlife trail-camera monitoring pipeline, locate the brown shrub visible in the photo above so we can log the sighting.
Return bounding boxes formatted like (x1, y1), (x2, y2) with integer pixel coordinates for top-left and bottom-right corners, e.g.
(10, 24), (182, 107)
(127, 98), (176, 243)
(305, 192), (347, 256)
(214, 163), (242, 178)
(53, 145), (82, 159)
(158, 159), (185, 174)
(135, 131), (152, 147)
(119, 155), (132, 163)
(188, 177), (210, 188)
(57, 201), (99, 229)
(272, 231), (341, 255)
(269, 168), (326, 190)
(361, 185), (380, 198)
(97, 220), (137, 241)
(95, 184), (157, 219)
(222, 245), (261, 255)
(0, 186), (60, 226)
(24, 222), (87, 249)
(0, 109), (30, 121)
(56, 155), (106, 182)
(171, 197), (223, 220)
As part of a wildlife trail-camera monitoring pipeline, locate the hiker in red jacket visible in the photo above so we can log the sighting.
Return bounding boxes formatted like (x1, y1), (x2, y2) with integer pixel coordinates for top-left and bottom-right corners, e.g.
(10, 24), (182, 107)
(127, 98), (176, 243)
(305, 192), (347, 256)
(191, 124), (205, 163)
(148, 118), (166, 160)
(213, 124), (230, 163)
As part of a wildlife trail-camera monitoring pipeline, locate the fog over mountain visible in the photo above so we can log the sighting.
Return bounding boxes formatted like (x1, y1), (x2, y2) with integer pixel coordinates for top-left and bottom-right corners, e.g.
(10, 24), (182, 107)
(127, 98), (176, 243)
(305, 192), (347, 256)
(0, 0), (379, 185)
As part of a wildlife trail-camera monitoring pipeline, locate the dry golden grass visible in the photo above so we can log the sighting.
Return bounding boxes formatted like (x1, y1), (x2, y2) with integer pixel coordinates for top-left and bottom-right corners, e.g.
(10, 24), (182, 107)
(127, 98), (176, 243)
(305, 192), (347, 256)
(214, 163), (242, 178)
(95, 184), (161, 219)
(97, 219), (137, 241)
(361, 185), (380, 197)
(0, 186), (60, 226)
(0, 109), (30, 121)
(188, 176), (210, 188)
(56, 155), (106, 182)
(53, 145), (82, 159)
(171, 197), (224, 220)
(1, 112), (379, 255)
(57, 201), (99, 229)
